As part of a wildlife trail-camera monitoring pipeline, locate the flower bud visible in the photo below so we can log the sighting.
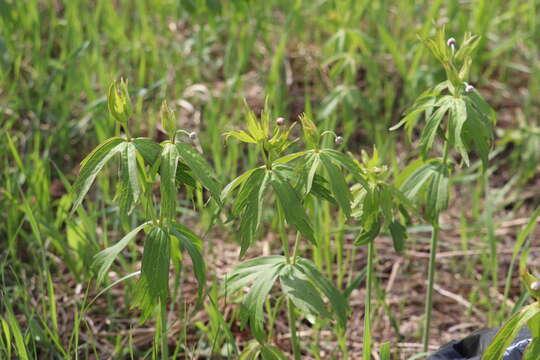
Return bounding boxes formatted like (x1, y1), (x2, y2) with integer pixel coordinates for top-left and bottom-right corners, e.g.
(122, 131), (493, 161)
(464, 83), (474, 93)
(532, 281), (540, 291)
(447, 37), (456, 47)
(276, 117), (285, 126)
(189, 131), (197, 140)
(108, 78), (133, 124)
(160, 100), (177, 137)
(335, 136), (344, 144)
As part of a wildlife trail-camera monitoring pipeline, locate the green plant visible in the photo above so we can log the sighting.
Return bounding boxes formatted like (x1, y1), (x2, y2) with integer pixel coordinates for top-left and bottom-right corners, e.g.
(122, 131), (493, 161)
(71, 79), (221, 357)
(222, 104), (361, 359)
(349, 148), (414, 359)
(391, 27), (496, 352)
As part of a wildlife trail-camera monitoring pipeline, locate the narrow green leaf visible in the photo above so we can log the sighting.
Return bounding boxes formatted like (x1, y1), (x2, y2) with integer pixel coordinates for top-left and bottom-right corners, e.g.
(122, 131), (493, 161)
(6, 305), (28, 360)
(389, 221), (407, 253)
(320, 152), (351, 217)
(399, 161), (438, 200)
(176, 142), (222, 205)
(426, 164), (449, 220)
(482, 303), (540, 360)
(132, 137), (162, 165)
(280, 264), (329, 319)
(134, 226), (171, 320)
(419, 103), (450, 158)
(297, 152), (320, 195)
(118, 142), (140, 214)
(224, 130), (257, 144)
(322, 149), (370, 190)
(450, 98), (469, 166)
(93, 222), (150, 285)
(170, 222), (207, 304)
(354, 220), (381, 246)
(296, 258), (349, 329)
(221, 167), (263, 203)
(271, 171), (316, 245)
(240, 263), (284, 342)
(71, 137), (126, 213)
(160, 143), (179, 219)
(523, 338), (540, 360)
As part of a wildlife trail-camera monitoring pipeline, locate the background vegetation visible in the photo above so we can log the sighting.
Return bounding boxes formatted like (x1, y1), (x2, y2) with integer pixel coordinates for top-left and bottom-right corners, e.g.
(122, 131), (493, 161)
(1, 0), (539, 358)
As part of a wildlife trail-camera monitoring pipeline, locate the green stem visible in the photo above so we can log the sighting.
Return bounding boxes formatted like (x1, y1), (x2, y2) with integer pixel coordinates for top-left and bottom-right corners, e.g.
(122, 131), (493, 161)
(291, 231), (301, 263)
(363, 240), (374, 360)
(287, 298), (301, 360)
(160, 299), (169, 359)
(422, 223), (439, 353)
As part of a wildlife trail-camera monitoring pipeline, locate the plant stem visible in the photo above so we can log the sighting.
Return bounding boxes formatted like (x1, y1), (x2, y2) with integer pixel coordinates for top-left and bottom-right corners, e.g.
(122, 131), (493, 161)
(422, 223), (439, 353)
(363, 240), (374, 360)
(291, 231), (301, 263)
(160, 299), (169, 359)
(287, 298), (301, 360)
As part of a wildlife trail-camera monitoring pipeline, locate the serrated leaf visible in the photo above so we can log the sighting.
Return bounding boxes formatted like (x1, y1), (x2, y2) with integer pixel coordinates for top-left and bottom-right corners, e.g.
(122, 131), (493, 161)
(71, 137), (126, 213)
(449, 97), (469, 166)
(176, 141), (222, 205)
(259, 345), (289, 360)
(280, 264), (329, 319)
(160, 143), (179, 219)
(297, 152), (320, 195)
(118, 142), (140, 214)
(221, 167), (263, 203)
(134, 226), (171, 320)
(296, 258), (349, 328)
(399, 160), (438, 200)
(320, 152), (352, 217)
(389, 221), (407, 253)
(321, 149), (370, 190)
(132, 137), (162, 165)
(169, 222), (206, 304)
(93, 222), (150, 285)
(426, 164), (449, 220)
(354, 219), (381, 246)
(419, 102), (450, 158)
(232, 169), (269, 257)
(271, 170), (316, 245)
(224, 130), (257, 144)
(482, 303), (540, 360)
(240, 262), (284, 342)
(175, 162), (197, 188)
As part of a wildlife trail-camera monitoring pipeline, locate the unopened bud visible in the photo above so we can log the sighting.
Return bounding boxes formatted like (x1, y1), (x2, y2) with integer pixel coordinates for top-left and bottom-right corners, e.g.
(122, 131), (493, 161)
(464, 83), (474, 93)
(447, 37), (456, 47)
(276, 117), (285, 126)
(335, 136), (344, 144)
(532, 281), (540, 291)
(189, 131), (197, 140)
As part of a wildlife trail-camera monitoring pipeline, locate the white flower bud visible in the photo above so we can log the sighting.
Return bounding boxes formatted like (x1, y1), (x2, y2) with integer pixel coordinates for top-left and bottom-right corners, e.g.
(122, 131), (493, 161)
(335, 136), (344, 144)
(532, 281), (540, 291)
(447, 37), (456, 47)
(189, 131), (197, 140)
(276, 117), (285, 126)
(464, 83), (474, 93)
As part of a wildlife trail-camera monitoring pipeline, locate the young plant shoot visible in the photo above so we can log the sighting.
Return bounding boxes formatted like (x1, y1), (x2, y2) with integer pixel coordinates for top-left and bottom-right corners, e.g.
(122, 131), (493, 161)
(391, 28), (496, 352)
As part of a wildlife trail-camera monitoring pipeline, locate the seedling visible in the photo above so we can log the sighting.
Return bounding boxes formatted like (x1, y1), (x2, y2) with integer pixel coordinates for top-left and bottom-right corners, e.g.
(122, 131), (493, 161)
(71, 79), (221, 357)
(391, 27), (496, 352)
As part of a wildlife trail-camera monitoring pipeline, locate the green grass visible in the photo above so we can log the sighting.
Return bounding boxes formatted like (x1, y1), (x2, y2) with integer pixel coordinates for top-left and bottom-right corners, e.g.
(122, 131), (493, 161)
(1, 0), (540, 359)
